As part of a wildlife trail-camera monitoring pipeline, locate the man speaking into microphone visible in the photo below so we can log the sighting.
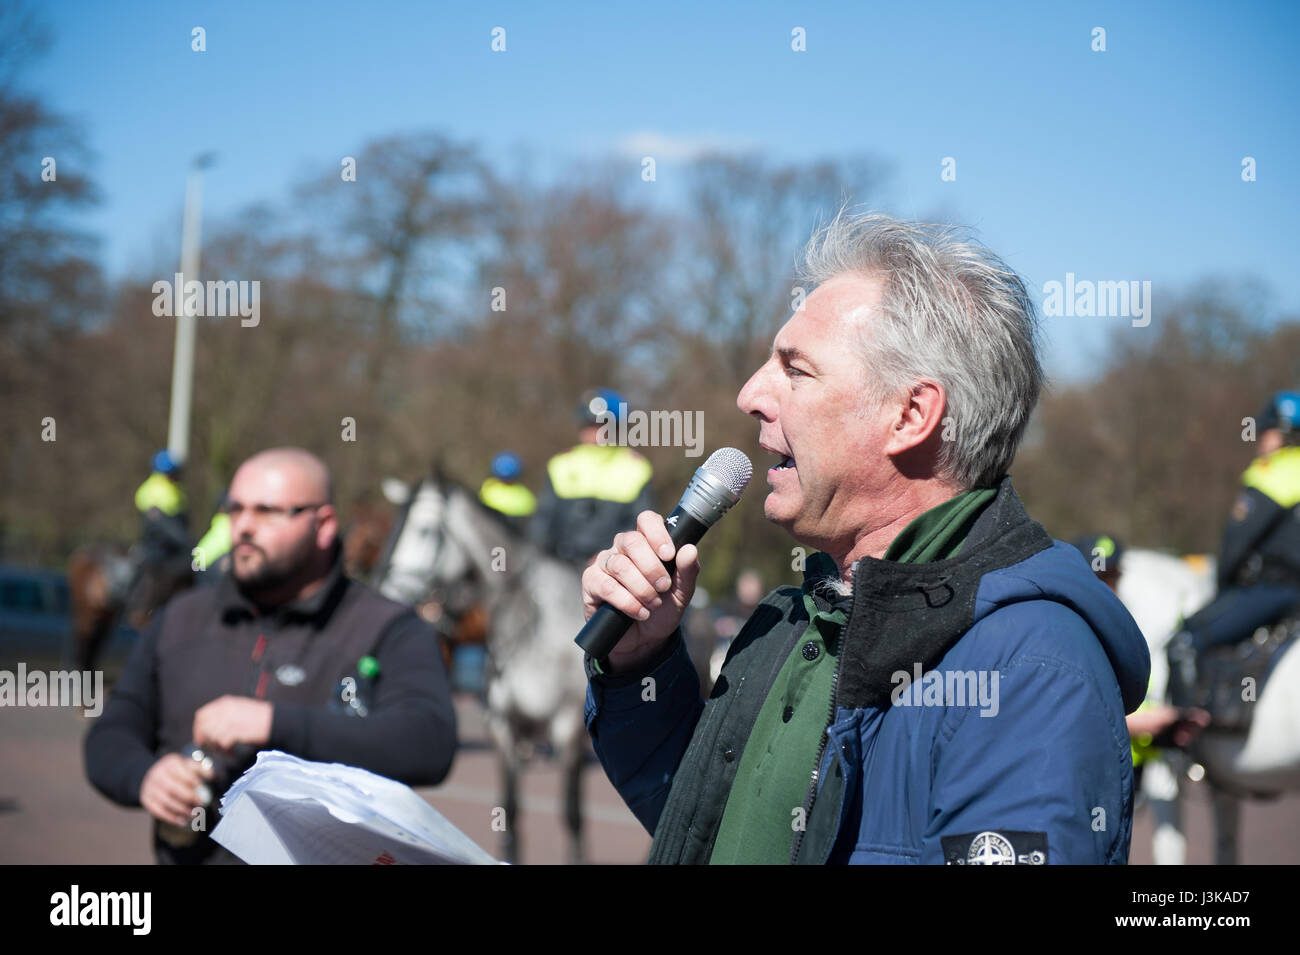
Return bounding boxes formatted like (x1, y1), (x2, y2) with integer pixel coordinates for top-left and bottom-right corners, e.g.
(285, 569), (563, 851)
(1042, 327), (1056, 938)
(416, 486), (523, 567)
(580, 210), (1149, 865)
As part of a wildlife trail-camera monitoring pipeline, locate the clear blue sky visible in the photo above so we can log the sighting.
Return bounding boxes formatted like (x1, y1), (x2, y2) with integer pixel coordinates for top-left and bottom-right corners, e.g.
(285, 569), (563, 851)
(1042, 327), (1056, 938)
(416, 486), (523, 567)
(31, 0), (1300, 382)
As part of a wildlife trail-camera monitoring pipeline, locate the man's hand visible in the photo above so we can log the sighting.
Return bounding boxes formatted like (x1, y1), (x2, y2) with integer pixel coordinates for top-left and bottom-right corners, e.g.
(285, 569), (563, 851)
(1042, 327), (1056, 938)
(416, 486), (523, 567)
(192, 695), (273, 753)
(1127, 704), (1211, 748)
(139, 753), (213, 826)
(582, 510), (700, 674)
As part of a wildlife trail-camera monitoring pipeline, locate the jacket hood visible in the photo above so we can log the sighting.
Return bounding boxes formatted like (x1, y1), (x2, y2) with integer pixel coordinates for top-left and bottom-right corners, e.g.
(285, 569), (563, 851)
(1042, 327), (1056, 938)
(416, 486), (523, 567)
(970, 539), (1150, 714)
(837, 476), (1149, 713)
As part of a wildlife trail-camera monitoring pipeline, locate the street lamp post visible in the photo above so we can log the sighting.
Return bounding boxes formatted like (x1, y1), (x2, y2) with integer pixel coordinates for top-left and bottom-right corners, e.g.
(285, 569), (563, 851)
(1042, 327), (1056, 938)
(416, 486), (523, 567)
(166, 152), (216, 468)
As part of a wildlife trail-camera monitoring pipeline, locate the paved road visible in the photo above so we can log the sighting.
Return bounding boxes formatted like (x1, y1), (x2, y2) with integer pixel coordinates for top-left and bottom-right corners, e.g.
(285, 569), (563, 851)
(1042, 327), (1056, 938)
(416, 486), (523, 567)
(0, 694), (650, 865)
(1, 690), (1296, 865)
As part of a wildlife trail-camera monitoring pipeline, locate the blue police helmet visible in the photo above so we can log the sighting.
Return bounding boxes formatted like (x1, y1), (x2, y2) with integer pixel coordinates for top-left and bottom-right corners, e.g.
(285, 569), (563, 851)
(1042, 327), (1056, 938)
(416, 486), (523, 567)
(1257, 390), (1300, 434)
(577, 388), (626, 426)
(491, 451), (523, 481)
(152, 449), (179, 476)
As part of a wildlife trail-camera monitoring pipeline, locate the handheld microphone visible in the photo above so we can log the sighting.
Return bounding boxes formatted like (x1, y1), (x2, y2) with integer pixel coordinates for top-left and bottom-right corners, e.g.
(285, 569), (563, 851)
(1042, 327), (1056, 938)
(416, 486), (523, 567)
(574, 447), (753, 662)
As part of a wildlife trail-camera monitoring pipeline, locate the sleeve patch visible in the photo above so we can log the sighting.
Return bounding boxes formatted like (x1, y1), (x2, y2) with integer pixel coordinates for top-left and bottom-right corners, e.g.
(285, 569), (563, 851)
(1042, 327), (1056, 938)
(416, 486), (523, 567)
(941, 830), (1048, 865)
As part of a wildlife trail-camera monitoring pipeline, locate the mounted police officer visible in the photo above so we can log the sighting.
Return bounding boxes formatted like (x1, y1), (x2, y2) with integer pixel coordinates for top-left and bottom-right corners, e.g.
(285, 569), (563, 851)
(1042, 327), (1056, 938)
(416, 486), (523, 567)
(130, 450), (193, 614)
(135, 450), (188, 562)
(479, 451), (537, 536)
(1169, 390), (1300, 690)
(529, 388), (654, 567)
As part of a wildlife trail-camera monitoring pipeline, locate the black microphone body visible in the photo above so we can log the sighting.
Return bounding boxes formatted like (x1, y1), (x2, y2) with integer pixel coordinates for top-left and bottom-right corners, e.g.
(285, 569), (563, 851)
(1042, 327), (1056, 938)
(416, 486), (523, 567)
(574, 448), (753, 664)
(573, 503), (709, 662)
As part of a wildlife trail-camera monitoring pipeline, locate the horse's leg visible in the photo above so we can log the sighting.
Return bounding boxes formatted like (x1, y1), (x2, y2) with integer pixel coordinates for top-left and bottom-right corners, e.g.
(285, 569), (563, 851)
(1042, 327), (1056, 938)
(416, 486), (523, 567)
(488, 709), (521, 865)
(552, 708), (586, 865)
(501, 744), (520, 865)
(1144, 757), (1186, 865)
(563, 741), (585, 865)
(1210, 785), (1240, 865)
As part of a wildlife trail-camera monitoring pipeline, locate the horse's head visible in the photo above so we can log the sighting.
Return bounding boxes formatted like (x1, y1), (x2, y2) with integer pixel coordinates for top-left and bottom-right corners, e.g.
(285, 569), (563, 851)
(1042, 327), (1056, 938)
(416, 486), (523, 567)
(375, 473), (501, 610)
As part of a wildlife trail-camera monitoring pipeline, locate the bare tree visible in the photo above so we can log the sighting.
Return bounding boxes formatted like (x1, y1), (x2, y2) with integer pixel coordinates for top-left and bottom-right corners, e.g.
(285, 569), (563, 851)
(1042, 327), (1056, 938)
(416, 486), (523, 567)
(1017, 281), (1299, 554)
(682, 154), (884, 382)
(297, 131), (495, 350)
(0, 3), (103, 561)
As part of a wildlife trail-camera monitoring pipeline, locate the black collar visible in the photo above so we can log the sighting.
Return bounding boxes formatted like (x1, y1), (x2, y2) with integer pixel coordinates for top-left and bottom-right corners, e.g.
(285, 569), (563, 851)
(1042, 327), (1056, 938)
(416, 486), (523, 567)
(836, 475), (1054, 709)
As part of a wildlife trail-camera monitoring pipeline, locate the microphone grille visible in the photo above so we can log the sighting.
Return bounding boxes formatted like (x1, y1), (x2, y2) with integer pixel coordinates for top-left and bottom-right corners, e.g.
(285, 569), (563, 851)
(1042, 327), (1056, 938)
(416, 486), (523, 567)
(702, 447), (754, 498)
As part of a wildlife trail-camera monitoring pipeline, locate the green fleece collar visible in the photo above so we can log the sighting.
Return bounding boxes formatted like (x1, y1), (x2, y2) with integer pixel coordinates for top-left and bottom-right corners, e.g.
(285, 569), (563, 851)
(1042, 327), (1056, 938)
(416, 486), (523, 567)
(883, 487), (1000, 563)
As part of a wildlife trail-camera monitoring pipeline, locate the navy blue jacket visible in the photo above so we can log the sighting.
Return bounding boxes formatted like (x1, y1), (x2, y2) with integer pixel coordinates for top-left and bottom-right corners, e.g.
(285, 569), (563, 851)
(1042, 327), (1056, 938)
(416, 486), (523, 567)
(585, 478), (1149, 864)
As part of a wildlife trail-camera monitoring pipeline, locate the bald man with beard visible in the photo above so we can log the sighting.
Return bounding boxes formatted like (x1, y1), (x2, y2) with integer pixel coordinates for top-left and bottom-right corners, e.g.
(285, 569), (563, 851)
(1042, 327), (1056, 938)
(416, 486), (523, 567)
(85, 447), (457, 864)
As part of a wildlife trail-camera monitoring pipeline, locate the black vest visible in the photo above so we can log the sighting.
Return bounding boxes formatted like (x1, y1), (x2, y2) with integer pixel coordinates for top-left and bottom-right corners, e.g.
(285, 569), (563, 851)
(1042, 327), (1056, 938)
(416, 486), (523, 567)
(150, 563), (410, 862)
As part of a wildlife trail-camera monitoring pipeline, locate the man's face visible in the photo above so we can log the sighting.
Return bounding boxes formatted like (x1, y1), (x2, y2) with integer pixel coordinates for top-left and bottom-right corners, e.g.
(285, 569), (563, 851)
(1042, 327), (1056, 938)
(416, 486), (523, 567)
(226, 464), (328, 594)
(1259, 428), (1284, 458)
(737, 273), (896, 554)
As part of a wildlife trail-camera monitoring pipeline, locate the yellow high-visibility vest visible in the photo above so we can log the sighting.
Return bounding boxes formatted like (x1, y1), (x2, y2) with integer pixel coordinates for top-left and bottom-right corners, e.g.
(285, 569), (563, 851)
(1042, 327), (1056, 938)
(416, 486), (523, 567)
(479, 478), (537, 517)
(134, 472), (185, 516)
(195, 512), (232, 563)
(1242, 445), (1300, 508)
(545, 444), (652, 503)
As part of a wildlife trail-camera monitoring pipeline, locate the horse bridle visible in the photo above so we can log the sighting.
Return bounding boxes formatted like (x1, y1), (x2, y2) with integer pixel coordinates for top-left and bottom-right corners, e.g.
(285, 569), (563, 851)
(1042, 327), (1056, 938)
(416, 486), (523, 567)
(419, 484), (485, 622)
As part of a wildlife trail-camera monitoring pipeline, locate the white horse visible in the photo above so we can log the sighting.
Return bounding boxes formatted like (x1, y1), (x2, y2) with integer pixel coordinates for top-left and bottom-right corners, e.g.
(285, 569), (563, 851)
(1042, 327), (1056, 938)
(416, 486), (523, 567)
(375, 472), (590, 865)
(1116, 548), (1300, 864)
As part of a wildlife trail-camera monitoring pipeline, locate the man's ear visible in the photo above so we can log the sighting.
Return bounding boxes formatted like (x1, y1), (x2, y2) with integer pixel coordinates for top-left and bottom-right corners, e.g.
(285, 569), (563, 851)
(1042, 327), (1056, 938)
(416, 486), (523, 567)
(316, 505), (340, 550)
(884, 380), (947, 456)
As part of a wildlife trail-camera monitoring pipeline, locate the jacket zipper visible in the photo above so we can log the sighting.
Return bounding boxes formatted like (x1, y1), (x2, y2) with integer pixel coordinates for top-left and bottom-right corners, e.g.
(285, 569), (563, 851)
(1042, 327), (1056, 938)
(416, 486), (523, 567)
(790, 618), (842, 864)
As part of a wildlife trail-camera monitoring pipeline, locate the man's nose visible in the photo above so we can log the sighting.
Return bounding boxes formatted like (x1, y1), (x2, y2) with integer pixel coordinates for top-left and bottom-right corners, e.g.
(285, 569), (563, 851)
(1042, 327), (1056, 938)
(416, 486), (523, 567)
(230, 510), (257, 540)
(737, 361), (775, 420)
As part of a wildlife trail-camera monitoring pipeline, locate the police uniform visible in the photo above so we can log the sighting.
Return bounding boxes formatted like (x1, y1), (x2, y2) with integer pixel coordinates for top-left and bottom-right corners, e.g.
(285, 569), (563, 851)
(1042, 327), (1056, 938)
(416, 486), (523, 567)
(1186, 445), (1300, 652)
(479, 478), (538, 518)
(528, 443), (653, 565)
(134, 471), (189, 567)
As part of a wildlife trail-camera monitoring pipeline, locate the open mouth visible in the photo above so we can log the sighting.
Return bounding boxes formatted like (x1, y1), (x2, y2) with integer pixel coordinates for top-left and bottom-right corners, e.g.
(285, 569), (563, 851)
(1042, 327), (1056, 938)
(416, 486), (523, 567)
(771, 454), (796, 471)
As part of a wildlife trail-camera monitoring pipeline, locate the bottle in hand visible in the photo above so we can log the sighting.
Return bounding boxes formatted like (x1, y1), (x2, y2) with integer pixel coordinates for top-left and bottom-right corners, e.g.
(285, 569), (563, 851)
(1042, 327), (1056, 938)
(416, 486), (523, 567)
(157, 740), (218, 848)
